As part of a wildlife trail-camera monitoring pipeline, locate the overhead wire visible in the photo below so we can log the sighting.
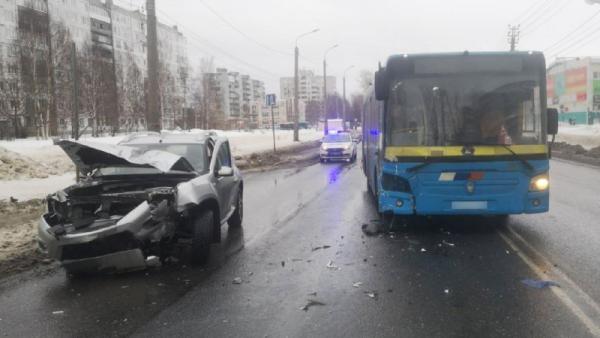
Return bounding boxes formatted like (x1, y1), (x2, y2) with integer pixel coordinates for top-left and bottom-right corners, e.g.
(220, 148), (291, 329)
(195, 0), (319, 66)
(518, 0), (557, 28)
(196, 0), (291, 57)
(520, 0), (572, 37)
(155, 8), (283, 80)
(544, 8), (600, 52)
(550, 25), (600, 56)
(510, 0), (551, 24)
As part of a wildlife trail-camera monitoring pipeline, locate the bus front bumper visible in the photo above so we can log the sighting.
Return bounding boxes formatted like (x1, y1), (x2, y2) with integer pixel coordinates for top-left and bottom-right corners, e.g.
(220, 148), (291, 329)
(378, 190), (549, 215)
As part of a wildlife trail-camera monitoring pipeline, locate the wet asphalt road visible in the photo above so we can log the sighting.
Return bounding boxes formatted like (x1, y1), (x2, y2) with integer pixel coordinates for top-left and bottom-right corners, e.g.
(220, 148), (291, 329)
(1, 156), (600, 337)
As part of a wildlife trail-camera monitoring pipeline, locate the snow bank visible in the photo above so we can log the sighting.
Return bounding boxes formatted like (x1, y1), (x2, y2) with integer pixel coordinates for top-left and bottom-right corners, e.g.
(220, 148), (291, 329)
(0, 173), (75, 201)
(556, 123), (600, 150)
(0, 129), (322, 201)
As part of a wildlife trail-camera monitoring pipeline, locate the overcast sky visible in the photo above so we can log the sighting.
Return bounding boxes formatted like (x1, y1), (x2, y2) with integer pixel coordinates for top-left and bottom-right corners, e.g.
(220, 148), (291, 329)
(116, 0), (600, 96)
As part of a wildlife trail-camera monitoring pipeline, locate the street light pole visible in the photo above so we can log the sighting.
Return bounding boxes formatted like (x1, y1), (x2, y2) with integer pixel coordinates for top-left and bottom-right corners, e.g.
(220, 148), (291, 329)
(293, 28), (319, 142)
(322, 44), (338, 131)
(342, 65), (354, 127)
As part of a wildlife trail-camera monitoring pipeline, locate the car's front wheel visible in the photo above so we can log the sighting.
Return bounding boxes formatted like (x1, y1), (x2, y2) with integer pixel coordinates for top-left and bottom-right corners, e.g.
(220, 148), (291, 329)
(228, 189), (243, 228)
(190, 210), (214, 265)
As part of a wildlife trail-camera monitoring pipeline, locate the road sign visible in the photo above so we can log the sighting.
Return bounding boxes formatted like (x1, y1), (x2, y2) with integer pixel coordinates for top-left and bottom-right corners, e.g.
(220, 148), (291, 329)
(266, 94), (277, 106)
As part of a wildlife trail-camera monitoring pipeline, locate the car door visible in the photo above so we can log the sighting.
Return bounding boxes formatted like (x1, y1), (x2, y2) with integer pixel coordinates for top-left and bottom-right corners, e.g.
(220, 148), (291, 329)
(213, 141), (236, 221)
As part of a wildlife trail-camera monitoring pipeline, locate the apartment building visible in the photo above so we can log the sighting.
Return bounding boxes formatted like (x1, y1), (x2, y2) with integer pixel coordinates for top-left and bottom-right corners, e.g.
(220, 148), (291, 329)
(0, 0), (189, 138)
(280, 69), (336, 102)
(204, 67), (266, 129)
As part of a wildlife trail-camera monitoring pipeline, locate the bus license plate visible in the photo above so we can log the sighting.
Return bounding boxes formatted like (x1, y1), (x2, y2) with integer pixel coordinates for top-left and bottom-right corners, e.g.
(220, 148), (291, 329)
(451, 201), (487, 210)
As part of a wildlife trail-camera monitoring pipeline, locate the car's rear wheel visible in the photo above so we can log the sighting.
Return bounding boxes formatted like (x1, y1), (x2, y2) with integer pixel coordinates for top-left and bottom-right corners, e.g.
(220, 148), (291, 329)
(228, 190), (243, 228)
(190, 210), (214, 265)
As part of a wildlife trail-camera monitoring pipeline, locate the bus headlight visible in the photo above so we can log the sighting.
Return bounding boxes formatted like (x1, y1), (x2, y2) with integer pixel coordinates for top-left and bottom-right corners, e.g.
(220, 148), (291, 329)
(529, 174), (549, 191)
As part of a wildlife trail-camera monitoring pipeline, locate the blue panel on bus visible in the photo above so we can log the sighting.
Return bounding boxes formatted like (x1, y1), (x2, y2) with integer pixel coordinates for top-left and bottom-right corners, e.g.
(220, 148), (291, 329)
(378, 160), (549, 215)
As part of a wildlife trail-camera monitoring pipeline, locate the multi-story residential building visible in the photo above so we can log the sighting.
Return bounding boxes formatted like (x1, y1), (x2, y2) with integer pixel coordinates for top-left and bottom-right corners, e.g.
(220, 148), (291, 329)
(204, 67), (266, 129)
(0, 0), (189, 138)
(280, 69), (336, 102)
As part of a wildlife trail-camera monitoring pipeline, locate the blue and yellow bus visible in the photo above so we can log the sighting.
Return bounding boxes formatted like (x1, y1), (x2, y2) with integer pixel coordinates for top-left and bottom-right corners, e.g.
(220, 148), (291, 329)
(362, 52), (559, 218)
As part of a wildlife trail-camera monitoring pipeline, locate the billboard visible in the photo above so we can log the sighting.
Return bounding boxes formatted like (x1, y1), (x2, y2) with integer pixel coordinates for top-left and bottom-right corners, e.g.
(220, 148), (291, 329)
(547, 66), (588, 106)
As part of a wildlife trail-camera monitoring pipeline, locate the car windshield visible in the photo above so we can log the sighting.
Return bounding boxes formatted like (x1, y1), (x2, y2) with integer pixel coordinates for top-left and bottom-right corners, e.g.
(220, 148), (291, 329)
(386, 74), (543, 146)
(324, 134), (352, 143)
(95, 143), (207, 176)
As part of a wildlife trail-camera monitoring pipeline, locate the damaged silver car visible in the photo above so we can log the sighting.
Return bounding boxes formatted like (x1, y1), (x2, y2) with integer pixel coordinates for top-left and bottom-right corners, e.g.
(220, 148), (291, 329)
(37, 132), (243, 274)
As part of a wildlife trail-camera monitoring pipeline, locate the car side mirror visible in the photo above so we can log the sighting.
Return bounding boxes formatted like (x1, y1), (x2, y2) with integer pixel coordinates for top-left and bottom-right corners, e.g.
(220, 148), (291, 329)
(547, 108), (559, 135)
(217, 166), (233, 177)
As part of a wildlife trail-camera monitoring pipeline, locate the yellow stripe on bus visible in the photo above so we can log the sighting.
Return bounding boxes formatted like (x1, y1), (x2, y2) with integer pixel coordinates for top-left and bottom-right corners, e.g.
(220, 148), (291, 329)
(384, 145), (548, 160)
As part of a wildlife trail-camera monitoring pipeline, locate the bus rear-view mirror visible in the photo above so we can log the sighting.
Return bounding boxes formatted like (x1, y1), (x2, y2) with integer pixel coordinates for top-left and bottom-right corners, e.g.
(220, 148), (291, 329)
(374, 69), (389, 101)
(547, 108), (559, 135)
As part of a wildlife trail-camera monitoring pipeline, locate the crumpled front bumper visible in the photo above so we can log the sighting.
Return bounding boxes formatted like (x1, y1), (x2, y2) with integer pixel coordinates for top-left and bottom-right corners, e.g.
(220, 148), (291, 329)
(37, 201), (153, 273)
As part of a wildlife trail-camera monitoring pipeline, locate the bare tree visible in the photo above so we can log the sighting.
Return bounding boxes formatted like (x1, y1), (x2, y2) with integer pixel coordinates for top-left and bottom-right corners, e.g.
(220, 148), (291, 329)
(49, 22), (75, 138)
(17, 3), (52, 138)
(358, 69), (374, 92)
(178, 60), (190, 129)
(77, 43), (116, 137)
(122, 59), (145, 133)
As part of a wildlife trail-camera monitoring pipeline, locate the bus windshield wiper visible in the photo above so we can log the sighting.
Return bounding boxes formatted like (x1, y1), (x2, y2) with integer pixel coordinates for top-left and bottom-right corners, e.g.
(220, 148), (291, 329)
(483, 143), (534, 171)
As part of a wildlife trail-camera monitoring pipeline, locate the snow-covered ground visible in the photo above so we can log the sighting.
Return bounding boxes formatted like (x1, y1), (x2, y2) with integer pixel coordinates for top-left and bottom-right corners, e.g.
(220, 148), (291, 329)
(556, 123), (600, 150)
(0, 129), (322, 201)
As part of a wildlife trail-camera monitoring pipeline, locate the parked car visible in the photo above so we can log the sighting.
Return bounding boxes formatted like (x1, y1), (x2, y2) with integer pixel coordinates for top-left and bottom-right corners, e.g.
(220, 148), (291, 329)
(319, 132), (357, 163)
(37, 132), (243, 275)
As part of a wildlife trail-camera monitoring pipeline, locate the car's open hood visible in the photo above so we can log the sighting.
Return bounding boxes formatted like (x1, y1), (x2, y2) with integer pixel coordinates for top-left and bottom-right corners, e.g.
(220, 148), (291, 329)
(55, 139), (195, 175)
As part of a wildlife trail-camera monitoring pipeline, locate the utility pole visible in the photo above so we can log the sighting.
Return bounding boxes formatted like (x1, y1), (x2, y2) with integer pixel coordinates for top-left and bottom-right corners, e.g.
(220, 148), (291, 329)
(70, 42), (80, 140)
(322, 44), (338, 133)
(266, 93), (277, 152)
(323, 59), (327, 122)
(146, 0), (161, 132)
(45, 0), (58, 137)
(508, 25), (520, 52)
(106, 0), (120, 135)
(293, 45), (299, 141)
(293, 28), (319, 142)
(342, 65), (354, 127)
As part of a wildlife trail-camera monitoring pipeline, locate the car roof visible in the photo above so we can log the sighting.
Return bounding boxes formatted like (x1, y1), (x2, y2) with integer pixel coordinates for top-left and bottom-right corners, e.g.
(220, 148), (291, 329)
(118, 132), (226, 145)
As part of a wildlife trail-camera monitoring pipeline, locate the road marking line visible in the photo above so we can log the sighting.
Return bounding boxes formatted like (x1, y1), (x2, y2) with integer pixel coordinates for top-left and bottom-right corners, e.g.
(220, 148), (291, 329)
(498, 228), (600, 337)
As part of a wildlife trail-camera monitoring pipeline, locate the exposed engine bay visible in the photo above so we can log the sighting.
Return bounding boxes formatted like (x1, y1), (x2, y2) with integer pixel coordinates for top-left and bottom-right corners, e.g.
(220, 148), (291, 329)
(37, 136), (243, 274)
(42, 174), (194, 266)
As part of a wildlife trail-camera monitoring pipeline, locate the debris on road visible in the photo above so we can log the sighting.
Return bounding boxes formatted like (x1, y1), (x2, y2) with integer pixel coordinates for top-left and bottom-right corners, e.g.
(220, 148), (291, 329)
(52, 310), (64, 315)
(444, 288), (450, 294)
(521, 279), (560, 289)
(420, 248), (427, 252)
(307, 292), (317, 296)
(442, 240), (455, 247)
(232, 277), (243, 284)
(281, 261), (285, 267)
(352, 282), (363, 288)
(300, 299), (326, 311)
(311, 245), (331, 251)
(326, 260), (340, 270)
(364, 291), (378, 299)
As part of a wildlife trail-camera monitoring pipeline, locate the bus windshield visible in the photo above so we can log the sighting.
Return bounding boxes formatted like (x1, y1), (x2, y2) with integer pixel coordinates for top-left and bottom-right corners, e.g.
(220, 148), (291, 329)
(386, 73), (543, 147)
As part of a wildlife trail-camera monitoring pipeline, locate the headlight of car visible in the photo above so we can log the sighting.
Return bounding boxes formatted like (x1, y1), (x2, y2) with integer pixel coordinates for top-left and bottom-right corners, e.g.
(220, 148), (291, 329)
(344, 144), (351, 150)
(529, 174), (549, 192)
